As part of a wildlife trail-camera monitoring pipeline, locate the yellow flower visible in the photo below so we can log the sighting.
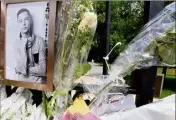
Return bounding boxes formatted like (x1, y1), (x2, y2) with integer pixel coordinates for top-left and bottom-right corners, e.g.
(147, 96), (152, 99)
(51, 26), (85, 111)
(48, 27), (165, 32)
(78, 12), (97, 32)
(67, 96), (90, 115)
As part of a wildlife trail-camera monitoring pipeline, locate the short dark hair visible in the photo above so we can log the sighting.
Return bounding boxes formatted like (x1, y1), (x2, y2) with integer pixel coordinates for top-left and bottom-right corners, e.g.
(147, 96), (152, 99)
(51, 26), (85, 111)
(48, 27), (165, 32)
(17, 8), (31, 18)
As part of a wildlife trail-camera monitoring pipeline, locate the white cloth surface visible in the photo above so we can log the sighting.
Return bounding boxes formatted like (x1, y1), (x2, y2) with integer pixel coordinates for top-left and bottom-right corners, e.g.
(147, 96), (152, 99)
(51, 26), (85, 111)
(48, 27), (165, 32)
(100, 94), (175, 120)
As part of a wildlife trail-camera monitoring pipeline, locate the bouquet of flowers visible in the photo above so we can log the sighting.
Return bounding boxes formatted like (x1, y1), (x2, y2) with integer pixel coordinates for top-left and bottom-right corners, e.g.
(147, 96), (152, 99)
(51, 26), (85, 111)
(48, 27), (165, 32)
(61, 96), (100, 120)
(87, 2), (176, 117)
(0, 0), (97, 119)
(45, 0), (97, 119)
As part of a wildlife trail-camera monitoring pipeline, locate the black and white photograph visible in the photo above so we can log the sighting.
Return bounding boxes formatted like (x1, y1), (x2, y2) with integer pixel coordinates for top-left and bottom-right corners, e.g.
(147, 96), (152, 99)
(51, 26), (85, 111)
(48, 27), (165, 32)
(5, 1), (48, 84)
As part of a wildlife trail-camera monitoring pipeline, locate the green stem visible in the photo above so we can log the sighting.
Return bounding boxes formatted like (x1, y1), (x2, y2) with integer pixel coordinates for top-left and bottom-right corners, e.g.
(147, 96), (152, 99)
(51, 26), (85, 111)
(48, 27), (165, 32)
(42, 92), (48, 118)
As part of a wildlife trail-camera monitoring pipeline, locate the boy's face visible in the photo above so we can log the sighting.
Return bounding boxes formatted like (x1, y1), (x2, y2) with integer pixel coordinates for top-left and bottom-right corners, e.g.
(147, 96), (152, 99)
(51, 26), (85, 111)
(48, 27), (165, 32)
(17, 12), (31, 34)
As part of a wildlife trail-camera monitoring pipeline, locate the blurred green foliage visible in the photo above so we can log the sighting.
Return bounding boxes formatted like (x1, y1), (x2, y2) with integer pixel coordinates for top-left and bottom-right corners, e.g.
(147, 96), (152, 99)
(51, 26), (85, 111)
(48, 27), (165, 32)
(91, 1), (144, 62)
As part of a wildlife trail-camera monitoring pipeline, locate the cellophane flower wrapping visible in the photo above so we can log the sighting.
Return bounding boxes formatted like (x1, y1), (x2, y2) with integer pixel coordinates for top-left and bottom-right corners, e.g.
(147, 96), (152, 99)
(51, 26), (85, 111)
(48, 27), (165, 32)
(109, 2), (175, 80)
(0, 89), (47, 120)
(51, 0), (97, 119)
(86, 2), (176, 117)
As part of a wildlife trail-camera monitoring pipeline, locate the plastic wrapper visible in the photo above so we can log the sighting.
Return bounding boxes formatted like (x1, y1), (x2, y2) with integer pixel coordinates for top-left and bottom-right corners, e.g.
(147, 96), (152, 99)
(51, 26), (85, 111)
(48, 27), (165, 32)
(91, 94), (136, 116)
(50, 0), (97, 119)
(109, 2), (175, 79)
(0, 85), (7, 101)
(0, 89), (47, 120)
(85, 2), (176, 117)
(53, 0), (96, 91)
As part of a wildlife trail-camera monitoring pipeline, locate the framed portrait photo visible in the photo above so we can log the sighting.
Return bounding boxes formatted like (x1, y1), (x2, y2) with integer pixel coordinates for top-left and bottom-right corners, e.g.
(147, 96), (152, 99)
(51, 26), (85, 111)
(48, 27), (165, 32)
(0, 0), (57, 91)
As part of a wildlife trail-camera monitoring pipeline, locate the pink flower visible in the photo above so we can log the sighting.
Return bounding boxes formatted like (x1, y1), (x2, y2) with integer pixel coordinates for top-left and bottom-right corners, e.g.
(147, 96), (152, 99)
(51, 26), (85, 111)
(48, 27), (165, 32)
(61, 111), (101, 120)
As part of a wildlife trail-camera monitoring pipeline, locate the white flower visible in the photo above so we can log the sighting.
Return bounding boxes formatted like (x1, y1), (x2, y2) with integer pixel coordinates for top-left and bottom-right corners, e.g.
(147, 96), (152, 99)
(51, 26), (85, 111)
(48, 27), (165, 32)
(78, 12), (97, 32)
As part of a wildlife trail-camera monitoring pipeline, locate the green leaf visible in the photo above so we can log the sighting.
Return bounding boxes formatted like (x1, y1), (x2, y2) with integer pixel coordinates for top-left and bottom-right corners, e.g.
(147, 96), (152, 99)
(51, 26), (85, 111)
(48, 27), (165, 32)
(43, 91), (68, 117)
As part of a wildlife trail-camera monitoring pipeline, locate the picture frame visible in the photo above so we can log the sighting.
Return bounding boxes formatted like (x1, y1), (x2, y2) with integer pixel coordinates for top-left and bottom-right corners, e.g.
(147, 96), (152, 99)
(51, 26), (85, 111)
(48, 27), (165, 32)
(0, 0), (57, 92)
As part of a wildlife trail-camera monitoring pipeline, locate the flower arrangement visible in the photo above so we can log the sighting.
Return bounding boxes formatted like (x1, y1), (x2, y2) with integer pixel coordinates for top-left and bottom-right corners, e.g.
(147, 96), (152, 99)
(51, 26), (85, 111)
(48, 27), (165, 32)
(45, 0), (97, 119)
(53, 0), (97, 91)
(0, 1), (97, 119)
(1, 1), (174, 120)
